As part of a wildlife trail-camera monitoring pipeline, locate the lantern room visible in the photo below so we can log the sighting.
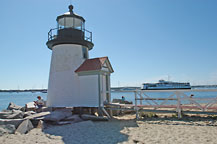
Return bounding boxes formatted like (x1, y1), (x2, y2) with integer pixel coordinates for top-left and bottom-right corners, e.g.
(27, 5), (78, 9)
(46, 5), (93, 50)
(56, 5), (85, 30)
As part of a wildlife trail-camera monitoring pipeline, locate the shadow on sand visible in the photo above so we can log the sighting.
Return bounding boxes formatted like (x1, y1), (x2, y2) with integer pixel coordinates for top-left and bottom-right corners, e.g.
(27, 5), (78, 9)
(43, 118), (138, 144)
(138, 115), (217, 127)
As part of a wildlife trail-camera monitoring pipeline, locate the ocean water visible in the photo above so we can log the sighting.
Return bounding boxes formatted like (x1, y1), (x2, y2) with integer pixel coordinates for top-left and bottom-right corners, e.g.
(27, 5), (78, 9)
(0, 90), (217, 111)
(0, 92), (47, 111)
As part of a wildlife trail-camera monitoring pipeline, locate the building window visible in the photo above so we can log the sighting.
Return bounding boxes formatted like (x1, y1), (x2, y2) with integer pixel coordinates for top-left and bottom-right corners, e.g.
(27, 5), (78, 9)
(82, 47), (88, 59)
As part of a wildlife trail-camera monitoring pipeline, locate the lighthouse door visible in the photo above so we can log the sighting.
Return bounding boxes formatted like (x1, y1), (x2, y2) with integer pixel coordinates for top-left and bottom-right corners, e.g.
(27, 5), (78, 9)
(105, 74), (110, 102)
(100, 74), (110, 106)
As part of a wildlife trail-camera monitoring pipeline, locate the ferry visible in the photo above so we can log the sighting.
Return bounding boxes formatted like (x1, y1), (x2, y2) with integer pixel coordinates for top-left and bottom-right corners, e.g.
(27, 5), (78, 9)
(142, 80), (191, 90)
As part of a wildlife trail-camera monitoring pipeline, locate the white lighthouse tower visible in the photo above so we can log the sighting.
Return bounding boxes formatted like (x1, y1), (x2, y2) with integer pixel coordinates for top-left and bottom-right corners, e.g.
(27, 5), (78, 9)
(46, 5), (113, 108)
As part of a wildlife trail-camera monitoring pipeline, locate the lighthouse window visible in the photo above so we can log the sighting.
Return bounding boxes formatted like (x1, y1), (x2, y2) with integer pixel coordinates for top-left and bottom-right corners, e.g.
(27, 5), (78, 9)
(82, 47), (88, 59)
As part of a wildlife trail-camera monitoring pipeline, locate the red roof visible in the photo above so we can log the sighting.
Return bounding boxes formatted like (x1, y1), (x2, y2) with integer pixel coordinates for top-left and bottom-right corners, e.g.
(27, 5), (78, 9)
(75, 57), (109, 73)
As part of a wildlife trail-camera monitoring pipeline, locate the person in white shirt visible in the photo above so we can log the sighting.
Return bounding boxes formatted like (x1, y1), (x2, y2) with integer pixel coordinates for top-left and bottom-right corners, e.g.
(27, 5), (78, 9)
(34, 96), (45, 109)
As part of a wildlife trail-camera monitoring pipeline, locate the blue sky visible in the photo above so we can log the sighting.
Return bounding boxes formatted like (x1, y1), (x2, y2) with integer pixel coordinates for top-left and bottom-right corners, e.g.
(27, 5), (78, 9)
(0, 0), (217, 89)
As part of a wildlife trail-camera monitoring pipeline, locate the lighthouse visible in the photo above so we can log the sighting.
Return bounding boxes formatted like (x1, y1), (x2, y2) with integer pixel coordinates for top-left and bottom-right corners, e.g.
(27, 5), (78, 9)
(46, 5), (114, 108)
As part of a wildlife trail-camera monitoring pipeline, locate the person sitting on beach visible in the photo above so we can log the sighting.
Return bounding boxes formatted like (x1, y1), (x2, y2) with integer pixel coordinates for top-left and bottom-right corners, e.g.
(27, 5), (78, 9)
(190, 94), (194, 105)
(34, 96), (45, 110)
(121, 96), (125, 102)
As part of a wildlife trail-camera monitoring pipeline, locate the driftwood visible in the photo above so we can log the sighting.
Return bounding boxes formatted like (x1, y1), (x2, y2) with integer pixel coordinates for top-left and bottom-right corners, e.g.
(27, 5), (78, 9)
(0, 119), (24, 128)
(81, 114), (108, 121)
(24, 112), (51, 120)
(23, 111), (36, 118)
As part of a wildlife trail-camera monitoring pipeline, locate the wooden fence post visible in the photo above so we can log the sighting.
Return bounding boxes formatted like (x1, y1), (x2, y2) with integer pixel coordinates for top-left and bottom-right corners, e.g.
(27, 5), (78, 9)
(176, 92), (182, 119)
(135, 90), (139, 119)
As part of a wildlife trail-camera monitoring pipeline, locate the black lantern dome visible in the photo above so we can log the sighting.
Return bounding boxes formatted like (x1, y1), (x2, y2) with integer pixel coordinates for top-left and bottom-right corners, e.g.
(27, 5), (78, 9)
(46, 5), (94, 50)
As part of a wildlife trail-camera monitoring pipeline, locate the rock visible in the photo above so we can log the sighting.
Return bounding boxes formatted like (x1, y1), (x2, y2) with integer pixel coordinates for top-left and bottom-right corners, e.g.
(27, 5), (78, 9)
(1, 109), (10, 112)
(36, 120), (46, 129)
(0, 124), (16, 136)
(124, 101), (133, 104)
(41, 107), (52, 112)
(112, 99), (132, 104)
(0, 110), (24, 119)
(25, 102), (36, 111)
(0, 119), (24, 128)
(24, 111), (50, 120)
(20, 107), (26, 112)
(15, 119), (34, 134)
(0, 128), (9, 136)
(0, 127), (8, 136)
(7, 102), (23, 111)
(81, 114), (108, 121)
(0, 111), (12, 119)
(64, 115), (83, 123)
(44, 110), (72, 122)
(7, 110), (24, 119)
(31, 119), (41, 127)
(112, 99), (122, 103)
(56, 121), (72, 125)
(64, 115), (76, 121)
(64, 114), (80, 120)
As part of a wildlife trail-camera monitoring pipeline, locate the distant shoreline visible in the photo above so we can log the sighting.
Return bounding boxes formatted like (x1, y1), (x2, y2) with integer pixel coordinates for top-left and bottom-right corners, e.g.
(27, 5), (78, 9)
(0, 89), (47, 93)
(0, 85), (217, 92)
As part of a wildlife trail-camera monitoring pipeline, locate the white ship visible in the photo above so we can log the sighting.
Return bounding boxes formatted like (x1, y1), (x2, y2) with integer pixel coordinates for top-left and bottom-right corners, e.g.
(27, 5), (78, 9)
(142, 80), (191, 90)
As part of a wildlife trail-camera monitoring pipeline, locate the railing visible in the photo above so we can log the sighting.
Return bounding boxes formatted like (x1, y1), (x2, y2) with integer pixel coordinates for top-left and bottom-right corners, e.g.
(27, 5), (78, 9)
(84, 29), (92, 42)
(134, 89), (217, 119)
(48, 28), (58, 41)
(48, 27), (93, 42)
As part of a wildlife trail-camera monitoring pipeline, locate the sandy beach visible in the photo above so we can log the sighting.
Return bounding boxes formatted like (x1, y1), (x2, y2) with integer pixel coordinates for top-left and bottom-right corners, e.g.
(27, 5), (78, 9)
(1, 114), (217, 144)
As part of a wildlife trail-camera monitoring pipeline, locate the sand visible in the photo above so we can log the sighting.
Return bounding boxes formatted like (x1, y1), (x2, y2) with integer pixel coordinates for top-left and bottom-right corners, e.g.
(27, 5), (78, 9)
(0, 114), (217, 144)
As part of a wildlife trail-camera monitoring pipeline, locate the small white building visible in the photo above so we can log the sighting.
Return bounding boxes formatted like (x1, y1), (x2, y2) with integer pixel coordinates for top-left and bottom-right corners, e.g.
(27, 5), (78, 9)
(75, 57), (114, 107)
(46, 5), (114, 108)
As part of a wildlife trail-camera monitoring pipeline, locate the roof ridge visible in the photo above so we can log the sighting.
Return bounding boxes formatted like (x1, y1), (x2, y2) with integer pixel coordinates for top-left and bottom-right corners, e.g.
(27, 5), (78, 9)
(88, 56), (108, 60)
(75, 57), (111, 73)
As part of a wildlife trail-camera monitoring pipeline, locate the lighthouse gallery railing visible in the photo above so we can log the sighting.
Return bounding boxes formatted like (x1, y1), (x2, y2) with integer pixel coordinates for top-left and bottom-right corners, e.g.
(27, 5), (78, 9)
(48, 27), (92, 42)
